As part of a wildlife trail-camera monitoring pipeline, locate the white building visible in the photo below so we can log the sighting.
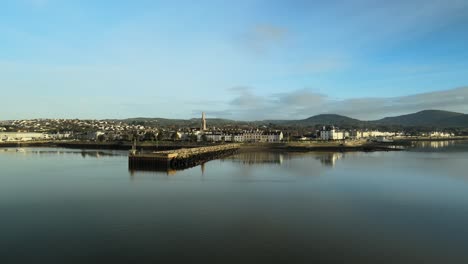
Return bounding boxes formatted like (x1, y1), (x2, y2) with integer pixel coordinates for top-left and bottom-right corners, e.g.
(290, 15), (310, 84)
(82, 131), (105, 141)
(320, 127), (346, 140)
(233, 134), (244, 142)
(0, 132), (47, 142)
(205, 132), (224, 142)
(351, 130), (396, 139)
(429, 131), (454, 138)
(264, 131), (283, 142)
(202, 130), (283, 143)
(242, 130), (283, 142)
(49, 132), (73, 140)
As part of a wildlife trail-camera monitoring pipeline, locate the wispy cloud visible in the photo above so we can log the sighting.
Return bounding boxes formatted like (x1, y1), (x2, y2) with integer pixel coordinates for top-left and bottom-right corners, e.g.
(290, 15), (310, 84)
(301, 58), (347, 74)
(239, 24), (289, 55)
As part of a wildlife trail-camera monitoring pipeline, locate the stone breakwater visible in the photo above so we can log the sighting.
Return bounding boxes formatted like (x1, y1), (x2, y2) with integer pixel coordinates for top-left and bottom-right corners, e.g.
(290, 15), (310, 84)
(128, 144), (240, 171)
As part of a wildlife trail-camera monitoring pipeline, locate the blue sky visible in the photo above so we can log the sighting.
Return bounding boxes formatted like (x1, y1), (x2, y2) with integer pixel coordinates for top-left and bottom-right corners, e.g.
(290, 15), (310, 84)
(1, 0), (468, 120)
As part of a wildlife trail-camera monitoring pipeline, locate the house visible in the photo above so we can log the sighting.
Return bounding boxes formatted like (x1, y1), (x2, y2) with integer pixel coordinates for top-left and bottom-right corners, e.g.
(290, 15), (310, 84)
(0, 132), (47, 142)
(320, 126), (345, 140)
(200, 130), (283, 143)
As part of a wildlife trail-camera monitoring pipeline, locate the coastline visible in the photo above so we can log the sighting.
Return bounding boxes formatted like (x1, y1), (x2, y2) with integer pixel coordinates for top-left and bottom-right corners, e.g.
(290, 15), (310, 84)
(0, 140), (404, 152)
(1, 137), (467, 152)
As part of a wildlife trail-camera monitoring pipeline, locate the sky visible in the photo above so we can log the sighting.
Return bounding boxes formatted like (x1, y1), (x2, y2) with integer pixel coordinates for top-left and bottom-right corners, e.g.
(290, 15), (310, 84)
(1, 0), (468, 120)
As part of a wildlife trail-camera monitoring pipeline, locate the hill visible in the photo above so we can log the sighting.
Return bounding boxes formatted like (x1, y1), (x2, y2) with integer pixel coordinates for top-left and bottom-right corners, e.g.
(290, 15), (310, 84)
(271, 114), (365, 127)
(437, 114), (468, 128)
(111, 117), (252, 128)
(110, 110), (468, 129)
(374, 110), (466, 127)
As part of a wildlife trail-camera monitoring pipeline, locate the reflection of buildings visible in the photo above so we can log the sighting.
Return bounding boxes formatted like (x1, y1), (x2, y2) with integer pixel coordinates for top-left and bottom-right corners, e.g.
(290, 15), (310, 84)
(416, 141), (455, 149)
(80, 151), (110, 158)
(225, 152), (285, 165)
(201, 162), (205, 175)
(315, 152), (344, 167)
(225, 151), (346, 167)
(0, 148), (123, 158)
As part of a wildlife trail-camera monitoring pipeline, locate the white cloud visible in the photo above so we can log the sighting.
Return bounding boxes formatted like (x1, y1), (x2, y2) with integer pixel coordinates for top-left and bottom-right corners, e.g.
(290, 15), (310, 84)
(211, 86), (468, 120)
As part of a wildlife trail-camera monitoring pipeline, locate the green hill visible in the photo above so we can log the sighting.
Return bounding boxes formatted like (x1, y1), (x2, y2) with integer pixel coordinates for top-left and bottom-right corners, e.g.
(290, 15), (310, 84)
(374, 110), (465, 127)
(275, 114), (365, 127)
(111, 110), (468, 129)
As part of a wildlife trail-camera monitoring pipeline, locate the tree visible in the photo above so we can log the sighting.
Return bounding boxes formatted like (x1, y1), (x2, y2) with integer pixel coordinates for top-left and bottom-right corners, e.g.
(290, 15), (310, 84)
(97, 134), (106, 142)
(157, 132), (165, 141)
(144, 131), (156, 141)
(201, 134), (207, 142)
(189, 133), (198, 142)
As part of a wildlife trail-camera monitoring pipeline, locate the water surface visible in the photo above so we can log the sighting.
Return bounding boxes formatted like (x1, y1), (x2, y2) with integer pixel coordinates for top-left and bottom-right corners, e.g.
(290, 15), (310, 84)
(1, 142), (468, 263)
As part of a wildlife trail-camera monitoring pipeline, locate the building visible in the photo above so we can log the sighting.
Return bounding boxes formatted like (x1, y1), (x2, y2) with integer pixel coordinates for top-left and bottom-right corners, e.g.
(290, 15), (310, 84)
(428, 131), (453, 138)
(201, 130), (283, 143)
(205, 132), (224, 142)
(201, 112), (207, 131)
(350, 130), (396, 139)
(264, 131), (283, 142)
(233, 133), (244, 142)
(243, 130), (264, 142)
(320, 126), (346, 140)
(0, 132), (47, 142)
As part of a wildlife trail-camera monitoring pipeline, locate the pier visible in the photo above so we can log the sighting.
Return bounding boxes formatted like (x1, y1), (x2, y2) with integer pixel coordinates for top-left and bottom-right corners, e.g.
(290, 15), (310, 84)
(128, 143), (240, 171)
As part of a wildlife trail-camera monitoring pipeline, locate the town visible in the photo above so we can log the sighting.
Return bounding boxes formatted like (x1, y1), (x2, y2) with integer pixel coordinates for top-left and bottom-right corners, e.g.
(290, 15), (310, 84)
(0, 112), (459, 143)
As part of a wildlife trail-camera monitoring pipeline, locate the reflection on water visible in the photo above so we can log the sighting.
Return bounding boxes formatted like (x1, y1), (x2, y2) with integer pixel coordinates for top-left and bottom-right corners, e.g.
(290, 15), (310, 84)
(1, 148), (126, 158)
(2, 144), (468, 263)
(315, 152), (344, 167)
(410, 140), (468, 152)
(413, 140), (457, 149)
(129, 151), (347, 177)
(226, 151), (344, 168)
(129, 166), (178, 176)
(224, 152), (286, 165)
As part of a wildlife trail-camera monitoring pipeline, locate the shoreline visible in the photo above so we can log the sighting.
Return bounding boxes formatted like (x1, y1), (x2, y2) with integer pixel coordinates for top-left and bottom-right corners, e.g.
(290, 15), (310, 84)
(1, 137), (466, 153)
(0, 140), (407, 152)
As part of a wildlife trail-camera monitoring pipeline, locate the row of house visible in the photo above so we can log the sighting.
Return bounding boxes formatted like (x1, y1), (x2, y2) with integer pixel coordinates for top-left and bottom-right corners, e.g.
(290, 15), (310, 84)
(204, 130), (284, 143)
(0, 132), (48, 142)
(0, 132), (73, 142)
(318, 126), (456, 141)
(319, 126), (400, 141)
(427, 131), (454, 137)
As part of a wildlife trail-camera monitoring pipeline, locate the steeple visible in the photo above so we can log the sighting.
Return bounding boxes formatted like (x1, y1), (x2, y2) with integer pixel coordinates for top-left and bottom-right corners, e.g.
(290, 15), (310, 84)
(201, 112), (207, 131)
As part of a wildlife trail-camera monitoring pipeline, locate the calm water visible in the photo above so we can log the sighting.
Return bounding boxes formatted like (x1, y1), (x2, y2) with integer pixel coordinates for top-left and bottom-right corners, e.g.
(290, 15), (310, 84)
(1, 142), (468, 263)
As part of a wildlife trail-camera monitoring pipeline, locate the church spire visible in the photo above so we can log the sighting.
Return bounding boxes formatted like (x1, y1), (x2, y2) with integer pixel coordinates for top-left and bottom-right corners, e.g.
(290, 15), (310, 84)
(201, 112), (207, 131)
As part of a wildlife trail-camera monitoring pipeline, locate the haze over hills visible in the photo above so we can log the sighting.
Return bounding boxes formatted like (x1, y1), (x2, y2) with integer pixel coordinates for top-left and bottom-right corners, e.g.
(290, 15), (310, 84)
(112, 110), (468, 129)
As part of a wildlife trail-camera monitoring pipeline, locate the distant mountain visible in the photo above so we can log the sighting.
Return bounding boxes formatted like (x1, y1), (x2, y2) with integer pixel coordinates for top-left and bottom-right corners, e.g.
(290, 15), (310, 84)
(439, 114), (468, 127)
(110, 110), (468, 129)
(272, 114), (365, 127)
(110, 117), (252, 128)
(374, 110), (466, 127)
